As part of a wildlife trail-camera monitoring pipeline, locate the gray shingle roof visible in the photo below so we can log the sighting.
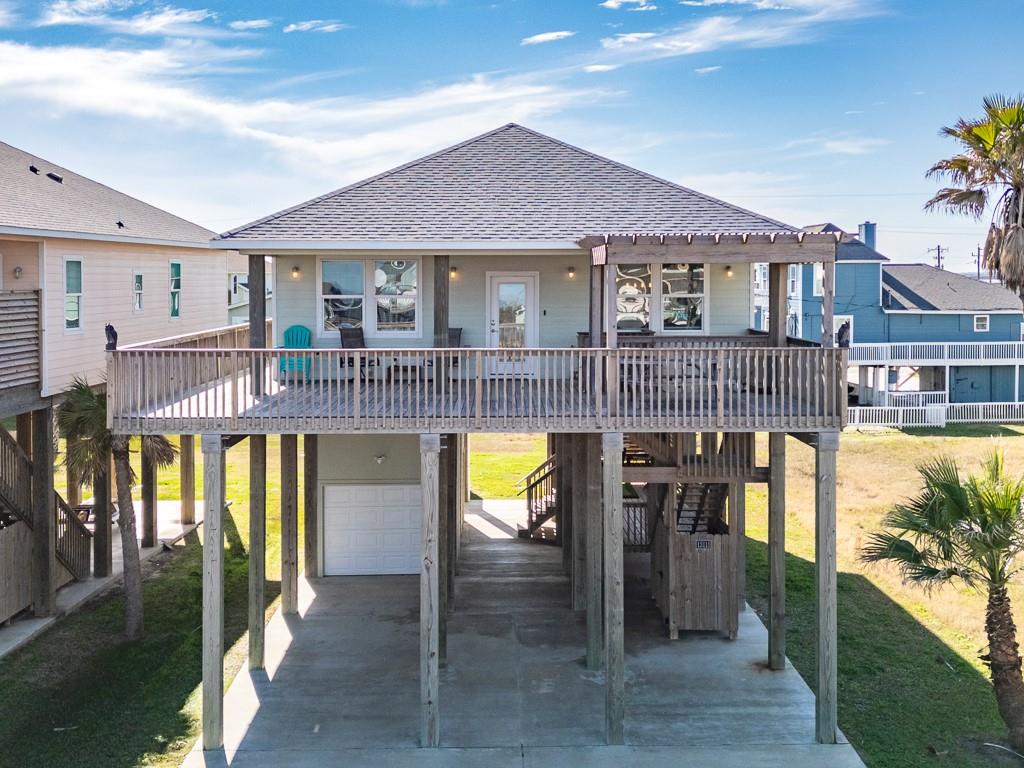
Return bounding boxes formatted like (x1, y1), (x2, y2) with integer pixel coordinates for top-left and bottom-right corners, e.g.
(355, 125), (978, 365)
(219, 124), (792, 243)
(801, 223), (887, 262)
(0, 140), (214, 244)
(882, 264), (1022, 312)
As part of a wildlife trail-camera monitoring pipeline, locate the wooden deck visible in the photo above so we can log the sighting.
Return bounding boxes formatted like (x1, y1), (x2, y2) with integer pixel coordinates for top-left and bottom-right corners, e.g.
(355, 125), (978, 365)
(108, 346), (847, 434)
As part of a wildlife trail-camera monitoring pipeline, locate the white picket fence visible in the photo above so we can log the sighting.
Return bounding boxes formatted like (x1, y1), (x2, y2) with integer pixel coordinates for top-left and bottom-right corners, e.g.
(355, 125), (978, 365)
(847, 401), (1024, 429)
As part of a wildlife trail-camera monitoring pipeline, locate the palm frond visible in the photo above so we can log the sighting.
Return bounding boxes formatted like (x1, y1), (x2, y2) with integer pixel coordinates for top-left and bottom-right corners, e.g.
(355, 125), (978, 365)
(924, 187), (989, 219)
(140, 435), (177, 469)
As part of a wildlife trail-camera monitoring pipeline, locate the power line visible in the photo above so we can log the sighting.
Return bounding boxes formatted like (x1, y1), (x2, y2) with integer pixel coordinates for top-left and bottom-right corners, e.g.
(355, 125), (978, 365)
(927, 244), (946, 269)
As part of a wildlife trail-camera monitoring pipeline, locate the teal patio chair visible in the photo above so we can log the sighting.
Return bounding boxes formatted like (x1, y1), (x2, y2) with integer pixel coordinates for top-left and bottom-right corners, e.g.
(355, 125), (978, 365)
(277, 325), (313, 381)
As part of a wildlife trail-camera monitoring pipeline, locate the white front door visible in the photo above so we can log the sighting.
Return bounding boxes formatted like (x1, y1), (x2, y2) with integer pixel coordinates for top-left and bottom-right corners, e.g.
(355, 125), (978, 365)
(322, 484), (421, 575)
(486, 272), (538, 376)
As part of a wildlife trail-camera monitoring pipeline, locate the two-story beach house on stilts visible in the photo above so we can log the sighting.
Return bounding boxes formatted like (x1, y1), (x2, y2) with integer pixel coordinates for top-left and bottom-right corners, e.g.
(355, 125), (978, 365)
(0, 140), (246, 626)
(105, 124), (852, 760)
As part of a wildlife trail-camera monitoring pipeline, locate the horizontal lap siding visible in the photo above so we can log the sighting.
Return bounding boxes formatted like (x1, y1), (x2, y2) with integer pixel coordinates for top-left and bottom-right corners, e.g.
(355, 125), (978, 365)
(0, 239), (41, 289)
(708, 264), (751, 336)
(44, 239), (228, 395)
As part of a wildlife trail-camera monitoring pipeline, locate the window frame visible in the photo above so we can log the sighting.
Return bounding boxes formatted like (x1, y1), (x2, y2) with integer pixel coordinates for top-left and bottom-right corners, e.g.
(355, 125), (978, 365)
(612, 262), (710, 335)
(974, 314), (990, 333)
(132, 269), (144, 313)
(316, 257), (422, 339)
(169, 260), (182, 319)
(812, 263), (824, 297)
(63, 256), (83, 332)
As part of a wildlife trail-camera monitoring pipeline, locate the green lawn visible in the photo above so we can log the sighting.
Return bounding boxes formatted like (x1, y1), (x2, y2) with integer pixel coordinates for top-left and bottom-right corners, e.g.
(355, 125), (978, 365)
(0, 435), (301, 768)
(468, 433), (548, 498)
(3, 428), (1024, 767)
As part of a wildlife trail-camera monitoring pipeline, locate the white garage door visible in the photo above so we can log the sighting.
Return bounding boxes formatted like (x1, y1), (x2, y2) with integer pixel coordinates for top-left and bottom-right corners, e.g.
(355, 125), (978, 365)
(322, 484), (421, 576)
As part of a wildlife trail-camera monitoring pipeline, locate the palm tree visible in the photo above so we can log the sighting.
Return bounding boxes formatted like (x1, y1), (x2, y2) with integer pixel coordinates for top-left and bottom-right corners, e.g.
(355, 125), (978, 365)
(925, 94), (1024, 293)
(58, 378), (176, 640)
(862, 449), (1024, 750)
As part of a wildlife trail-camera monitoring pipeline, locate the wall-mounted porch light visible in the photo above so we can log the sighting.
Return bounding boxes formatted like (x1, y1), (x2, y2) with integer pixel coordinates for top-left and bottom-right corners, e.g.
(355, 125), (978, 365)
(291, 265), (301, 280)
(449, 266), (458, 280)
(12, 266), (23, 280)
(725, 265), (734, 278)
(567, 266), (576, 280)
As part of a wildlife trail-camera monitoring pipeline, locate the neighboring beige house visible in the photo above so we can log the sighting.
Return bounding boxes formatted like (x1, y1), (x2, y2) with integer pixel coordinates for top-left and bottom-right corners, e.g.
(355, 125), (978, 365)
(0, 139), (233, 626)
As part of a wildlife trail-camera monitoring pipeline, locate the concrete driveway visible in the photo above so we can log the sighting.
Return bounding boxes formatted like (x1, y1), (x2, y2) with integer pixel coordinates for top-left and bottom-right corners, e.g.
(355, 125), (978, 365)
(184, 501), (865, 767)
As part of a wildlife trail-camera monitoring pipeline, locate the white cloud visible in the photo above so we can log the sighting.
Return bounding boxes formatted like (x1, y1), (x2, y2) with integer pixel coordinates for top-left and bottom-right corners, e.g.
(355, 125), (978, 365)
(283, 19), (347, 33)
(228, 18), (271, 31)
(600, 0), (658, 10)
(0, 39), (603, 186)
(693, 64), (721, 74)
(583, 63), (619, 72)
(0, 1), (17, 26)
(37, 1), (224, 36)
(521, 30), (576, 45)
(680, 0), (790, 8)
(785, 135), (888, 156)
(594, 1), (877, 67)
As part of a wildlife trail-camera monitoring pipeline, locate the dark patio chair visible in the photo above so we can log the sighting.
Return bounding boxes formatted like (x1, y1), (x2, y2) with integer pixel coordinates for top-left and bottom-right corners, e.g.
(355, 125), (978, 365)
(339, 327), (378, 381)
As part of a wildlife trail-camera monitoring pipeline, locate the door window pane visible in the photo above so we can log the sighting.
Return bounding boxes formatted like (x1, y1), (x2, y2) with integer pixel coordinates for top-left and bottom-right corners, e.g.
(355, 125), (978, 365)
(497, 281), (527, 348)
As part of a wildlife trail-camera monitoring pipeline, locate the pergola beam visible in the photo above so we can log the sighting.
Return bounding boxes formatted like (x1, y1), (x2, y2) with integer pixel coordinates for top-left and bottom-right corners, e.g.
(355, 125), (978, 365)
(584, 232), (839, 266)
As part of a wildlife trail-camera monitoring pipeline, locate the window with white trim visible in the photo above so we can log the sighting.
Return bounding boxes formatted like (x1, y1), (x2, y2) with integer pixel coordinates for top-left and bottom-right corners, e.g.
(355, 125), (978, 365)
(812, 263), (824, 296)
(373, 260), (418, 333)
(321, 260), (365, 333)
(133, 270), (144, 312)
(64, 258), (82, 330)
(974, 314), (990, 332)
(661, 263), (704, 332)
(169, 261), (182, 318)
(615, 264), (653, 331)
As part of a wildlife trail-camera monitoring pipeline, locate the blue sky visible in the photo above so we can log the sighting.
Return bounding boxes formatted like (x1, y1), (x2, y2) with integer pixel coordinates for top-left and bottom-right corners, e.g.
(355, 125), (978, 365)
(0, 0), (1020, 270)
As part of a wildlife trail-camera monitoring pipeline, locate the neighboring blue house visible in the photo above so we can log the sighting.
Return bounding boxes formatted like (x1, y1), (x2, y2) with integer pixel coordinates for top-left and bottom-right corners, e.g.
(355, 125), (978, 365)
(754, 222), (1024, 407)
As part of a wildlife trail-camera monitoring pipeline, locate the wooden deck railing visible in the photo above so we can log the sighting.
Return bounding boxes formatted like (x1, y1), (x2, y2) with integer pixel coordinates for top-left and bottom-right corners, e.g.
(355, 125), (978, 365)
(849, 341), (1024, 365)
(107, 345), (847, 434)
(120, 319), (272, 351)
(0, 290), (41, 391)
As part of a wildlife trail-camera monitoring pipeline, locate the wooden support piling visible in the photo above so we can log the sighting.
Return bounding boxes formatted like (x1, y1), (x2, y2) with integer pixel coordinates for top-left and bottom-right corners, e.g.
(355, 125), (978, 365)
(815, 431), (839, 744)
(419, 434), (441, 748)
(201, 434), (225, 750)
(180, 435), (195, 526)
(303, 434), (319, 579)
(602, 432), (625, 745)
(31, 406), (55, 618)
(572, 434), (587, 612)
(585, 433), (603, 670)
(141, 450), (157, 548)
(249, 433), (267, 669)
(768, 431), (786, 671)
(280, 434), (298, 615)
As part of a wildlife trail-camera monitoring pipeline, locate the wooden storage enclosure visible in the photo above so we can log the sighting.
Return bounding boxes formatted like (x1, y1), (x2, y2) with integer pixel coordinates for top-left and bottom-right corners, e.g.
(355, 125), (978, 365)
(651, 482), (739, 639)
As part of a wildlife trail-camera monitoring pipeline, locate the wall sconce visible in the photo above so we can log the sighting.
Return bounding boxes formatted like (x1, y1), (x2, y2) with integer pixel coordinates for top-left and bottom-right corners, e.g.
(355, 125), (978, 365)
(725, 265), (734, 278)
(374, 454), (387, 465)
(291, 265), (301, 280)
(449, 266), (458, 280)
(12, 266), (23, 280)
(567, 266), (576, 280)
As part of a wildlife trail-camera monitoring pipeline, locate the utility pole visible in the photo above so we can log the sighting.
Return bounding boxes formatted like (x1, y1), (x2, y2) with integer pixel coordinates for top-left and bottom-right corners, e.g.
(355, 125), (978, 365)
(927, 244), (946, 270)
(975, 244), (983, 280)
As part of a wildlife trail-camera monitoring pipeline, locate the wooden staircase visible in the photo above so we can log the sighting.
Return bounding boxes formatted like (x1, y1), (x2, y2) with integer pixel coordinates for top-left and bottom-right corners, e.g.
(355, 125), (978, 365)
(0, 425), (92, 580)
(515, 454), (560, 544)
(675, 482), (728, 535)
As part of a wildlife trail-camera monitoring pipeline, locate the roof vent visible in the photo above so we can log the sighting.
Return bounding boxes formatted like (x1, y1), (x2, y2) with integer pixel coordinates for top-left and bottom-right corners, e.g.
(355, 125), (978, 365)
(116, 220), (125, 229)
(46, 172), (63, 184)
(28, 164), (40, 174)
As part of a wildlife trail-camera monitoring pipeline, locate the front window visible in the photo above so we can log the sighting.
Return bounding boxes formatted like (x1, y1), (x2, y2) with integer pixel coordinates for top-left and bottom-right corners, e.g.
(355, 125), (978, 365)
(133, 271), (144, 312)
(64, 259), (82, 330)
(321, 260), (364, 332)
(812, 263), (824, 296)
(615, 264), (652, 331)
(374, 260), (417, 333)
(661, 263), (704, 332)
(169, 261), (181, 318)
(974, 314), (990, 332)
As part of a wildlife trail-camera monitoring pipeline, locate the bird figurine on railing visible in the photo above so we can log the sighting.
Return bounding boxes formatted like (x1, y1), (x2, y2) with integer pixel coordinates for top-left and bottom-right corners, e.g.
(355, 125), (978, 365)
(105, 324), (118, 351)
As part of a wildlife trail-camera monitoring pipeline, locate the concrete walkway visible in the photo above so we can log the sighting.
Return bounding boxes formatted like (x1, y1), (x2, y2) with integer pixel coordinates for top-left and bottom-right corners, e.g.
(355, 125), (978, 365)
(0, 500), (203, 659)
(184, 501), (864, 767)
